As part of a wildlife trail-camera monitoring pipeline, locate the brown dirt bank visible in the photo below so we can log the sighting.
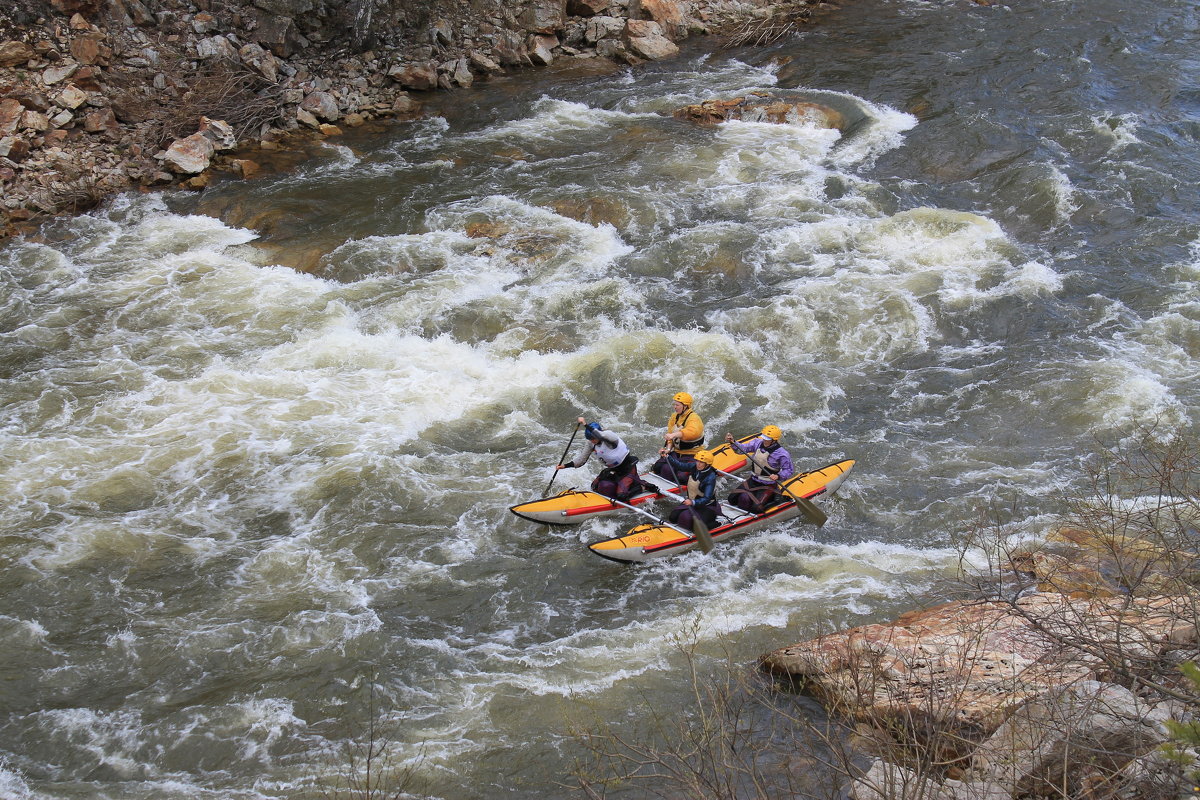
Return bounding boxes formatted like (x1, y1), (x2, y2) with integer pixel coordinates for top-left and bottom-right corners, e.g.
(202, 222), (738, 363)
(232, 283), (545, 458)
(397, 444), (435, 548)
(0, 0), (832, 242)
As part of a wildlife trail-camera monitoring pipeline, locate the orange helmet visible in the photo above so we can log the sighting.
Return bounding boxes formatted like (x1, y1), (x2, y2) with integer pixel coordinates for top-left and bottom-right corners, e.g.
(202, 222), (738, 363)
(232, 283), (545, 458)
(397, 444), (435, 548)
(761, 425), (782, 441)
(673, 391), (693, 406)
(694, 449), (715, 466)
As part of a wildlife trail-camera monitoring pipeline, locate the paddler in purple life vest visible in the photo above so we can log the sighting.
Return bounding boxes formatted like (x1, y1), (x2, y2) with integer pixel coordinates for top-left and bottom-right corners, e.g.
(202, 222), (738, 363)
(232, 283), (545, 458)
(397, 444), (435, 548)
(667, 448), (720, 531)
(724, 424), (794, 513)
(555, 417), (645, 501)
(651, 391), (705, 485)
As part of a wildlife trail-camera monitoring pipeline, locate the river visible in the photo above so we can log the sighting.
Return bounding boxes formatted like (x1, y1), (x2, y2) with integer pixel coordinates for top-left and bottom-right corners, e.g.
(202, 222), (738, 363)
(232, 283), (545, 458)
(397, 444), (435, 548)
(2, 0), (1198, 796)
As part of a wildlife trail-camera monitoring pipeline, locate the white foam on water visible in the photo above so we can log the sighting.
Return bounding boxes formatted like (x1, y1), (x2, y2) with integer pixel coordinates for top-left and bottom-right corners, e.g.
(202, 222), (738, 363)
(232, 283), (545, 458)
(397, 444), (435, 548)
(0, 759), (32, 800)
(1092, 112), (1142, 152)
(1076, 357), (1184, 431)
(608, 56), (781, 114)
(826, 93), (919, 168)
(470, 97), (653, 143)
(316, 142), (359, 166)
(226, 699), (307, 765)
(715, 118), (844, 166)
(1047, 163), (1080, 222)
(368, 523), (954, 713)
(747, 208), (1062, 358)
(0, 614), (49, 645)
(32, 707), (152, 780)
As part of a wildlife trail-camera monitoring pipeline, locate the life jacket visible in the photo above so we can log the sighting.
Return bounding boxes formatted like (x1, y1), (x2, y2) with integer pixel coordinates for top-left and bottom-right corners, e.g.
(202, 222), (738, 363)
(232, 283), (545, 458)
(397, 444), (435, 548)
(668, 409), (705, 454)
(593, 433), (629, 469)
(686, 467), (717, 505)
(750, 441), (778, 482)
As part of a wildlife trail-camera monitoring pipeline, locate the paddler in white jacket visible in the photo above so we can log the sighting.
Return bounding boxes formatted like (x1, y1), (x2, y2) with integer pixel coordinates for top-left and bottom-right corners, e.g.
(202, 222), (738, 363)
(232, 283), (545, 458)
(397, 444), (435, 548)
(556, 417), (647, 501)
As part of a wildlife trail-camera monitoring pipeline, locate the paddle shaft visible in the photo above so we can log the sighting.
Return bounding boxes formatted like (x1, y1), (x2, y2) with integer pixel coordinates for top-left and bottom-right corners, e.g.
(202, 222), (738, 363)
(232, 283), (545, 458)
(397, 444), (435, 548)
(544, 421), (582, 496)
(604, 495), (701, 543)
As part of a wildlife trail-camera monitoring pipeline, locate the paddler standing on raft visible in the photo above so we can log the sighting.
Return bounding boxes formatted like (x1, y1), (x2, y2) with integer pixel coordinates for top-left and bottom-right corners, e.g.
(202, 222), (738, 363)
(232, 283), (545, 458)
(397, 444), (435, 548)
(651, 391), (705, 484)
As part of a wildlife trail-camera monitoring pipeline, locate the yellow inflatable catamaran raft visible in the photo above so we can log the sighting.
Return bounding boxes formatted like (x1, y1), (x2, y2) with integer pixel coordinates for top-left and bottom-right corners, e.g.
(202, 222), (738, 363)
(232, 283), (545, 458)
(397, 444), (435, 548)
(587, 459), (855, 563)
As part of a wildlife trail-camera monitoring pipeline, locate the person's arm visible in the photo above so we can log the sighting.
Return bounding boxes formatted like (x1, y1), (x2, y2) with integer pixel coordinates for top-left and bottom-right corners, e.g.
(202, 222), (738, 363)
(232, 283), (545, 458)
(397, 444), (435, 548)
(558, 440), (597, 469)
(696, 470), (718, 505)
(771, 449), (794, 481)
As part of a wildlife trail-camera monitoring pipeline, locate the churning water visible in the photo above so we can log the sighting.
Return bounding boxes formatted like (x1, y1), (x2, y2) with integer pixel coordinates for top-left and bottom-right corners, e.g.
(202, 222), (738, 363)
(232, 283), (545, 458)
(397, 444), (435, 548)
(2, 0), (1199, 796)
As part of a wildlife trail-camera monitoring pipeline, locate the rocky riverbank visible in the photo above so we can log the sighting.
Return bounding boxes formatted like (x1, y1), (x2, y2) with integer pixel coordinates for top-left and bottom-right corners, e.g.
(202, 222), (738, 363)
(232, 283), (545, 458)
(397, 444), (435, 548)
(761, 526), (1200, 799)
(0, 0), (826, 241)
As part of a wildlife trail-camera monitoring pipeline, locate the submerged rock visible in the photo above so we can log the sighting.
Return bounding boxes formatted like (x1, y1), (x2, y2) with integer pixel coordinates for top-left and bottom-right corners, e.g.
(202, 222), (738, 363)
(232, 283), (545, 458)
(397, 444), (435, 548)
(675, 94), (847, 130)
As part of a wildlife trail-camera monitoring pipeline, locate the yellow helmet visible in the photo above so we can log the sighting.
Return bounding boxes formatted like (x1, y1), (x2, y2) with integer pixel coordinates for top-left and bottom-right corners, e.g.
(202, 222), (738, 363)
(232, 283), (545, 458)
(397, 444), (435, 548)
(673, 391), (693, 406)
(694, 449), (715, 466)
(761, 424), (782, 441)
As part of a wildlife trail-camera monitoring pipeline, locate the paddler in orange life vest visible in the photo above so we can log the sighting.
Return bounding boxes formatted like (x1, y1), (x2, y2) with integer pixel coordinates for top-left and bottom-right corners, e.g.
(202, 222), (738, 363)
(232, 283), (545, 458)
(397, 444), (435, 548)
(651, 391), (705, 484)
(667, 449), (720, 531)
(724, 425), (795, 513)
(556, 417), (646, 501)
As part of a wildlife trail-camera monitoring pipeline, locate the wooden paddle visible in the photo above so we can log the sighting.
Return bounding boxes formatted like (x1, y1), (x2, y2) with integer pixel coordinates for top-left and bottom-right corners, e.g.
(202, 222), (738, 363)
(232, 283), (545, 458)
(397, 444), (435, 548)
(544, 420), (582, 496)
(689, 507), (714, 554)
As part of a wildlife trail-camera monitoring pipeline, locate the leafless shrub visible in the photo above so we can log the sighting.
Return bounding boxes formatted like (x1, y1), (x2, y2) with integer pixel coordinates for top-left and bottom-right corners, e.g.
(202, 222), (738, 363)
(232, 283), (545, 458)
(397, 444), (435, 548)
(106, 36), (287, 150)
(309, 678), (424, 800)
(50, 173), (105, 214)
(722, 1), (822, 49)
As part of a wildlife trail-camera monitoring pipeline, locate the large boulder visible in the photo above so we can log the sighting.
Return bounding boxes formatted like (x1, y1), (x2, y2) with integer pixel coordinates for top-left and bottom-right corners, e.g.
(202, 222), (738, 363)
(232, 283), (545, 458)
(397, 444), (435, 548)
(0, 99), (23, 136)
(43, 62), (79, 85)
(965, 681), (1170, 796)
(528, 34), (557, 66)
(198, 117), (237, 150)
(631, 0), (690, 39)
(388, 62), (438, 91)
(252, 12), (308, 58)
(567, 0), (609, 17)
(162, 133), (215, 174)
(196, 35), (240, 62)
(520, 0), (567, 34)
(850, 759), (1010, 800)
(585, 15), (626, 44)
(239, 42), (279, 82)
(300, 91), (340, 122)
(106, 0), (156, 27)
(69, 33), (109, 65)
(0, 41), (36, 67)
(492, 30), (531, 66)
(760, 594), (1193, 737)
(623, 20), (678, 61)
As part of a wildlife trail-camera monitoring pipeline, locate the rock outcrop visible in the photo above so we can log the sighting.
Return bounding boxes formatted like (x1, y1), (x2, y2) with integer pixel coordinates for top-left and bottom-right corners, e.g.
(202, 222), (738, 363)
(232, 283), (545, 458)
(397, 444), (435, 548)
(762, 531), (1200, 799)
(0, 0), (828, 240)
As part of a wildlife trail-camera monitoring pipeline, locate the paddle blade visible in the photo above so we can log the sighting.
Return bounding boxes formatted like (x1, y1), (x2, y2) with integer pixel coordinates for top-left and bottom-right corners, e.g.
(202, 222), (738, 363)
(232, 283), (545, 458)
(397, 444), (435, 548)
(692, 515), (714, 554)
(796, 495), (827, 527)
